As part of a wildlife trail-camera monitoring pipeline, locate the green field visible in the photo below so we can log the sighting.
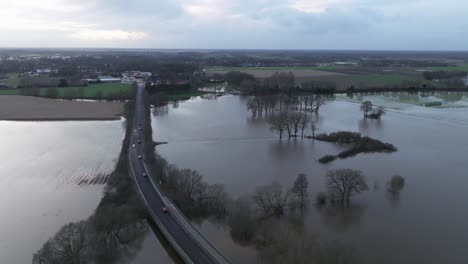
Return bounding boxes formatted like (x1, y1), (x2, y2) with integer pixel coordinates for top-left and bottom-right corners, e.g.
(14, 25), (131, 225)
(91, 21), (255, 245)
(426, 64), (468, 72)
(0, 77), (21, 87)
(0, 83), (132, 98)
(206, 65), (345, 72)
(5, 73), (25, 78)
(304, 73), (444, 91)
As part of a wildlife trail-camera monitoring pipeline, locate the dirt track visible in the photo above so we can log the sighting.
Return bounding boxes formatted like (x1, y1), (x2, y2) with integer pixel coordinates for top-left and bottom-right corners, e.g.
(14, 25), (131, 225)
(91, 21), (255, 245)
(0, 96), (124, 121)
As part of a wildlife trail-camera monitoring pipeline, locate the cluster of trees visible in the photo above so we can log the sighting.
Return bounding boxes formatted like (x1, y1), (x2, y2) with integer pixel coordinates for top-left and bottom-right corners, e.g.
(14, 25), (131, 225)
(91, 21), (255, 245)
(247, 94), (327, 117)
(251, 169), (370, 218)
(269, 112), (311, 139)
(263, 95), (329, 139)
(360, 101), (386, 119)
(157, 163), (228, 218)
(222, 71), (336, 94)
(253, 173), (309, 218)
(315, 131), (398, 163)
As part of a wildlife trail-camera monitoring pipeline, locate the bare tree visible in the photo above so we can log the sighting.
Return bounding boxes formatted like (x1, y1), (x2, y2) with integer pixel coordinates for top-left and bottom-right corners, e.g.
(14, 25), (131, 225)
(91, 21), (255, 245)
(291, 173), (309, 214)
(253, 181), (290, 216)
(269, 114), (288, 139)
(290, 113), (303, 137)
(247, 98), (258, 117)
(310, 120), (318, 138)
(326, 169), (369, 206)
(313, 95), (326, 113)
(299, 113), (310, 138)
(33, 221), (89, 264)
(375, 106), (386, 119)
(360, 101), (373, 118)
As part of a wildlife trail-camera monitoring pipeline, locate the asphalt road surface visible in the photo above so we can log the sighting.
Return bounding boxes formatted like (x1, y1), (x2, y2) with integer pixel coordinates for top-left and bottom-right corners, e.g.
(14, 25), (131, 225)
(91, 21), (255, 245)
(129, 83), (220, 264)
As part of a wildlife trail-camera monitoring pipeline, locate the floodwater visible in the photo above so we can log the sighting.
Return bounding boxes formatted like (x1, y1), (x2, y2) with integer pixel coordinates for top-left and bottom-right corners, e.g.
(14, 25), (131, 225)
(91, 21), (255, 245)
(0, 120), (124, 264)
(152, 93), (468, 264)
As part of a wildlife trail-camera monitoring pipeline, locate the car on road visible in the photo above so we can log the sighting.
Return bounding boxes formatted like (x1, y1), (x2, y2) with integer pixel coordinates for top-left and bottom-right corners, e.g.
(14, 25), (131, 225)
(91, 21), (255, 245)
(138, 140), (141, 144)
(142, 172), (147, 177)
(162, 207), (169, 213)
(134, 129), (138, 133)
(138, 155), (142, 159)
(132, 144), (136, 148)
(138, 127), (142, 131)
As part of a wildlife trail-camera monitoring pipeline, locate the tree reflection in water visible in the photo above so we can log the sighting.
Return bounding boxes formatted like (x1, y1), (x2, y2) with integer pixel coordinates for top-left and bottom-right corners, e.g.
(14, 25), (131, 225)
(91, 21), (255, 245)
(318, 204), (367, 232)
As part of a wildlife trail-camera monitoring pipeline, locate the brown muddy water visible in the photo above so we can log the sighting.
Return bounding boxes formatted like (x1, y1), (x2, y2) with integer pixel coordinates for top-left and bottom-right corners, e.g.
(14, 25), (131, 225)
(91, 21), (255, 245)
(151, 93), (468, 264)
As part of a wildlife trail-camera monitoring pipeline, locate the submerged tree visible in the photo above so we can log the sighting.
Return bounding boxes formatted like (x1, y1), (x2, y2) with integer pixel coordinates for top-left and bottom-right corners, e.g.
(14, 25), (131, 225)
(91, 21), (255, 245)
(360, 101), (373, 118)
(291, 173), (309, 214)
(269, 114), (288, 139)
(326, 169), (369, 206)
(387, 175), (405, 193)
(298, 113), (310, 138)
(253, 181), (290, 217)
(375, 106), (386, 119)
(310, 120), (318, 138)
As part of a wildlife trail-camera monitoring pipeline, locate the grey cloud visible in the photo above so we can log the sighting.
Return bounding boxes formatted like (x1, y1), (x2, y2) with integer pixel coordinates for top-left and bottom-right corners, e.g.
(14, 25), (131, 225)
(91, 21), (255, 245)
(90, 0), (183, 18)
(265, 6), (386, 35)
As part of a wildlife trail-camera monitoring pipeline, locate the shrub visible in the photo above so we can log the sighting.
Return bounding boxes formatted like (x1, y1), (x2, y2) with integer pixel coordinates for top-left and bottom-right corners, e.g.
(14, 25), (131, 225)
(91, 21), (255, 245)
(314, 131), (361, 143)
(319, 155), (337, 164)
(388, 175), (405, 193)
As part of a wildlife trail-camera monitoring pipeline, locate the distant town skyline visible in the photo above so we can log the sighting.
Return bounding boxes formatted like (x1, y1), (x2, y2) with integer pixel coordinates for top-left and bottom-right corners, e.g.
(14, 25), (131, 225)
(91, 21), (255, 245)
(0, 0), (467, 50)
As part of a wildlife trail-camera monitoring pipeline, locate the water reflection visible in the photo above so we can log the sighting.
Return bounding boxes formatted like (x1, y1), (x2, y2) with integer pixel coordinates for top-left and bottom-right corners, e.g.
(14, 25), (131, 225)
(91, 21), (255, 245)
(152, 93), (468, 263)
(152, 105), (169, 117)
(268, 139), (306, 160)
(385, 191), (402, 208)
(201, 93), (219, 100)
(318, 205), (367, 232)
(358, 117), (383, 133)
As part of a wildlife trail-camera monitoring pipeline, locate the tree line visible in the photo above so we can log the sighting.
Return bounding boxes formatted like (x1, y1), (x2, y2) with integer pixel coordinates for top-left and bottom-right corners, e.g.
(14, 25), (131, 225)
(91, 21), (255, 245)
(244, 94), (330, 139)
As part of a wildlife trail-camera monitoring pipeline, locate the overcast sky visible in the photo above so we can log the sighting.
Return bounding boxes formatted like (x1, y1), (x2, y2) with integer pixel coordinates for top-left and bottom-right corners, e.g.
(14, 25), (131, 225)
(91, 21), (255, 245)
(0, 0), (466, 50)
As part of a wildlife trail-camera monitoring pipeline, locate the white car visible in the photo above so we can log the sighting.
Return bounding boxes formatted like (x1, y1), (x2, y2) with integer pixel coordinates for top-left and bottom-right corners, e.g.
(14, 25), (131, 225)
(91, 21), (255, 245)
(137, 155), (142, 159)
(142, 172), (148, 177)
(132, 144), (136, 148)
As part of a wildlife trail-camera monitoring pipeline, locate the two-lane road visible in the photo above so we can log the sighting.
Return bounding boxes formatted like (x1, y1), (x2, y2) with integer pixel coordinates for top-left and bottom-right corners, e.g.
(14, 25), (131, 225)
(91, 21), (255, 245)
(129, 83), (221, 264)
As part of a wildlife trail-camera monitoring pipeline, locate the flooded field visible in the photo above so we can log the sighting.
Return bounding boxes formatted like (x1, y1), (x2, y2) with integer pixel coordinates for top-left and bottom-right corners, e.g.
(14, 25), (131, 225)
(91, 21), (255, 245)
(0, 120), (124, 264)
(152, 93), (468, 264)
